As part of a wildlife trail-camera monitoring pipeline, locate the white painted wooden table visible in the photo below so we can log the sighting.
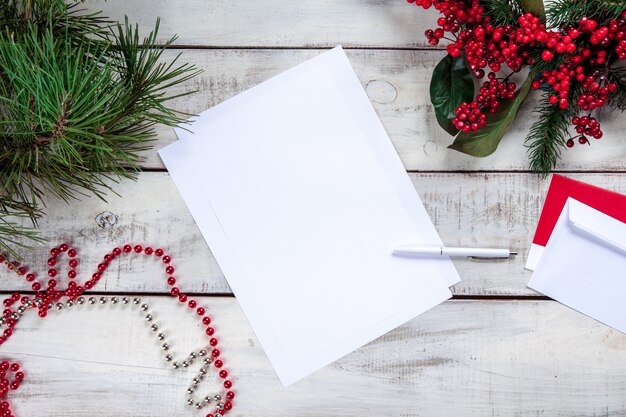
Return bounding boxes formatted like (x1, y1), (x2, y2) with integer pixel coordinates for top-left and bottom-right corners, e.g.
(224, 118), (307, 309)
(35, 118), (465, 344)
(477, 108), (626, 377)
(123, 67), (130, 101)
(2, 2), (625, 416)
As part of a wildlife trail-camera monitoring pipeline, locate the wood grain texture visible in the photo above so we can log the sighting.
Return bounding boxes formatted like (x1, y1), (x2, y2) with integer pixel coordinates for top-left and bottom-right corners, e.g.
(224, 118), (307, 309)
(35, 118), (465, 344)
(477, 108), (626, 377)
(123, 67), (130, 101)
(143, 49), (626, 171)
(3, 2), (625, 413)
(6, 297), (626, 416)
(82, 0), (442, 48)
(1, 172), (623, 296)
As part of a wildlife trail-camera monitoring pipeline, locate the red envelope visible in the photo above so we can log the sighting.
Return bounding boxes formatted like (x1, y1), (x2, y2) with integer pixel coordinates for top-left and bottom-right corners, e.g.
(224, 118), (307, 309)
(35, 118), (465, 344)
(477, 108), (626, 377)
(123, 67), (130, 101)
(525, 174), (626, 270)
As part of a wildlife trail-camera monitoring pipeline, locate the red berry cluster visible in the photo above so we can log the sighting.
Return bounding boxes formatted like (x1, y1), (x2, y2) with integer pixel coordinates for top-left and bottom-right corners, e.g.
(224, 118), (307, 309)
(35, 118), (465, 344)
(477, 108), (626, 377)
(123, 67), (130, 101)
(408, 0), (625, 150)
(578, 74), (616, 110)
(534, 64), (574, 109)
(409, 1), (549, 76)
(616, 38), (626, 60)
(407, 2), (547, 129)
(452, 73), (516, 132)
(531, 13), (625, 147)
(452, 101), (487, 132)
(425, 28), (445, 45)
(567, 115), (603, 147)
(477, 74), (517, 109)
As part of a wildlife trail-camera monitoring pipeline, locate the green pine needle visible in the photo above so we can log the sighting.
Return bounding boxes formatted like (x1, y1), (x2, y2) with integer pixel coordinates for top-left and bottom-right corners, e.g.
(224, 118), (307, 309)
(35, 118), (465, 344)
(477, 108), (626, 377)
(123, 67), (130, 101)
(481, 0), (523, 26)
(546, 0), (626, 27)
(0, 0), (200, 257)
(607, 67), (626, 111)
(525, 90), (580, 176)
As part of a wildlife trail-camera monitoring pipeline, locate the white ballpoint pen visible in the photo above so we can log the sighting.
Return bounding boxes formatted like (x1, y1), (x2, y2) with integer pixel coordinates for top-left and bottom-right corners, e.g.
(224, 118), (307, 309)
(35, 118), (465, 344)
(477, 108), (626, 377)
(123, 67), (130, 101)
(392, 245), (517, 258)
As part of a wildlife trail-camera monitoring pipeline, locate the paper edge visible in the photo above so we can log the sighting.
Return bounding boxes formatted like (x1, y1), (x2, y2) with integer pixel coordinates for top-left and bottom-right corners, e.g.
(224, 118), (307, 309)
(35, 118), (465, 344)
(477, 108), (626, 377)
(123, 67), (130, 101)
(160, 47), (460, 385)
(568, 198), (626, 252)
(324, 47), (461, 287)
(527, 199), (571, 292)
(527, 198), (626, 333)
(277, 285), (452, 386)
(524, 243), (544, 271)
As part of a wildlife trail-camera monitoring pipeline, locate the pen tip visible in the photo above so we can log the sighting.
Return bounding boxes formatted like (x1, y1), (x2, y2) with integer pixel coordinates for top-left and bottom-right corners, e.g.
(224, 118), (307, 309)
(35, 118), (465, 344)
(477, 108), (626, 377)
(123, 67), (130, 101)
(510, 251), (518, 256)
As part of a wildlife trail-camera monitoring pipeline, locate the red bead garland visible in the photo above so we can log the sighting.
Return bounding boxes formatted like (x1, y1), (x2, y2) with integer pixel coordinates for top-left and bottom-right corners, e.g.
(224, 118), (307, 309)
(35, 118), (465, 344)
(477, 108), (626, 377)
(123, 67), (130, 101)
(0, 243), (235, 416)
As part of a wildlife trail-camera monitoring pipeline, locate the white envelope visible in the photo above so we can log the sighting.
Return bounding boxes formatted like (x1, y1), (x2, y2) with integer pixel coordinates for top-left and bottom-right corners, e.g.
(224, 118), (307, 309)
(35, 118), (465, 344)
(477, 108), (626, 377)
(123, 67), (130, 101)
(528, 198), (626, 334)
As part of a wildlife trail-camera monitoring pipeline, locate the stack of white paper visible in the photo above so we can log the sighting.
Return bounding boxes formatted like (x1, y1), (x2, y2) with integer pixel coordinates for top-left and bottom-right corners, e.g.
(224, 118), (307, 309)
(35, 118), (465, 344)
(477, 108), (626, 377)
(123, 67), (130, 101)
(160, 46), (460, 386)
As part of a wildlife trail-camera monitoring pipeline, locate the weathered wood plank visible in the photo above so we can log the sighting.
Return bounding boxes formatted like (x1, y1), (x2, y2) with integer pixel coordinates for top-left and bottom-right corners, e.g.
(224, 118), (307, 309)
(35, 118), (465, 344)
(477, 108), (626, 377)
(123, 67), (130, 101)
(82, 0), (441, 48)
(144, 49), (626, 171)
(6, 297), (626, 416)
(1, 172), (623, 296)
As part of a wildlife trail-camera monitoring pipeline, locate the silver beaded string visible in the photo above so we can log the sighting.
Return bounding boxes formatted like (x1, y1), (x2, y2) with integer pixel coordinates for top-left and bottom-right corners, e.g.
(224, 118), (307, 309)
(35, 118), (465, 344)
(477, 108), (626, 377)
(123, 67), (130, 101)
(38, 295), (228, 415)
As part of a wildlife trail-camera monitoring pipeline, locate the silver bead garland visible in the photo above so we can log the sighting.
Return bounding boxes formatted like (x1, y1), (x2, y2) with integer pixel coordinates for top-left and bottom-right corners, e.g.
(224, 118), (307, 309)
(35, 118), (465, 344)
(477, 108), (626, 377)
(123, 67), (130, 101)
(46, 295), (226, 413)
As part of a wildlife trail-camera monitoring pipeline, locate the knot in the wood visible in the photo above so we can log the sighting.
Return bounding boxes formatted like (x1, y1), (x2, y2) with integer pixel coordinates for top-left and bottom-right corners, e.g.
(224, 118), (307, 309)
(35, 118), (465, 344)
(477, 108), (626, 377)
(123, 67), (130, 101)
(365, 80), (398, 104)
(423, 140), (439, 156)
(95, 211), (118, 229)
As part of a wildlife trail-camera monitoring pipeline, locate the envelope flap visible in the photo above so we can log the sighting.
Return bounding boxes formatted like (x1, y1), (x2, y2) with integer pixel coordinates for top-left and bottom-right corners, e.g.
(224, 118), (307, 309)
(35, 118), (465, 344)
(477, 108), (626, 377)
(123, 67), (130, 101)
(567, 197), (626, 254)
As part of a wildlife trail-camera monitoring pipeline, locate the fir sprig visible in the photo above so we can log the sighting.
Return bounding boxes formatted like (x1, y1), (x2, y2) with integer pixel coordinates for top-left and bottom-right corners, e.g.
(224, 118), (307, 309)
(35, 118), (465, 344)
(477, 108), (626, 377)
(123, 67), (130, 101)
(607, 67), (626, 111)
(525, 89), (580, 176)
(547, 0), (626, 27)
(528, 48), (568, 74)
(0, 0), (200, 257)
(481, 0), (523, 26)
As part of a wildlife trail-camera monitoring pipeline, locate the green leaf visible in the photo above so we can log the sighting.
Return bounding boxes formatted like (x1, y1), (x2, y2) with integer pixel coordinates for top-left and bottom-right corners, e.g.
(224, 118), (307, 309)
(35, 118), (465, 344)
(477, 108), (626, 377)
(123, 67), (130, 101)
(448, 73), (535, 157)
(519, 0), (545, 19)
(430, 54), (474, 136)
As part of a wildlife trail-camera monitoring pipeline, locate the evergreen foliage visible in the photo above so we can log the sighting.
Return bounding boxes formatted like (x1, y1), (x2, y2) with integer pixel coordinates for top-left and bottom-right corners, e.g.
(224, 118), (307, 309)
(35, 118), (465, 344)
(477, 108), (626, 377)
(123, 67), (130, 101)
(482, 0), (524, 26)
(525, 0), (626, 176)
(547, 0), (626, 27)
(607, 66), (626, 111)
(0, 0), (199, 257)
(524, 0), (626, 175)
(525, 89), (580, 174)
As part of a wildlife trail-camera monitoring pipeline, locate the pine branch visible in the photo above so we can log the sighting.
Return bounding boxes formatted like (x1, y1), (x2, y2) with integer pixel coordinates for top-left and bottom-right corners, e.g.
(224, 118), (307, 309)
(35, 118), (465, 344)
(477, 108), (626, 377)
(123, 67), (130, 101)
(0, 1), (110, 34)
(0, 16), (198, 197)
(547, 0), (626, 27)
(528, 47), (568, 74)
(525, 91), (579, 176)
(0, 193), (43, 259)
(481, 0), (523, 26)
(0, 216), (44, 260)
(0, 2), (200, 255)
(607, 66), (626, 111)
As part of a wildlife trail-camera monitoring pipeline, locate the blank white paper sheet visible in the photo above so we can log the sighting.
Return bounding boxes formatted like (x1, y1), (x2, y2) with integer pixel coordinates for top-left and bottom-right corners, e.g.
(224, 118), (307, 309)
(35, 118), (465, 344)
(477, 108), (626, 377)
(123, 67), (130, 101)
(159, 46), (460, 386)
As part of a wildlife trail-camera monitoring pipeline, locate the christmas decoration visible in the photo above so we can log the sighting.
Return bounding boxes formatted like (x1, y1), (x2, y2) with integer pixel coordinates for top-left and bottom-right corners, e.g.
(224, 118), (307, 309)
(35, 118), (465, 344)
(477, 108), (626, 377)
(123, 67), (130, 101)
(0, 1), (199, 257)
(407, 0), (626, 175)
(0, 243), (235, 417)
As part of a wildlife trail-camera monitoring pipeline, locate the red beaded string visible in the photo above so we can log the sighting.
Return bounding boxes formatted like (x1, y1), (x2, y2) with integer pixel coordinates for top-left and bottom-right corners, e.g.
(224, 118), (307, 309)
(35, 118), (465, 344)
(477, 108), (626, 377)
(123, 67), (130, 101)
(0, 243), (235, 417)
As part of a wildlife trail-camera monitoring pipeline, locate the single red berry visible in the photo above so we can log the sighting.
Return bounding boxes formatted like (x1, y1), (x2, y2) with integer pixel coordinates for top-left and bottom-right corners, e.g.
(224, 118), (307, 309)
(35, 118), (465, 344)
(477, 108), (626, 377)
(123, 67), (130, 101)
(541, 50), (554, 61)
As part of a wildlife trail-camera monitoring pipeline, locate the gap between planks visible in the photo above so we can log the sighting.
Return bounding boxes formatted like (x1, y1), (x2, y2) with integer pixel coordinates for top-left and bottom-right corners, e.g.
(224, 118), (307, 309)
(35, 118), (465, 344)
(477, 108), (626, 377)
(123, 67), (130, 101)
(0, 290), (551, 301)
(161, 44), (447, 51)
(140, 167), (626, 174)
